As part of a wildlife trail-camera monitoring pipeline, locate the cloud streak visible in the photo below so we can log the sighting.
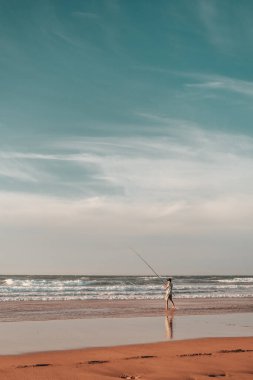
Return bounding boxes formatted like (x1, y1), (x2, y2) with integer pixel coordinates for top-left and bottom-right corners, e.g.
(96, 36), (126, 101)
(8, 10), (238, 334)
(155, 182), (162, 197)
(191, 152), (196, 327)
(186, 73), (253, 97)
(0, 123), (253, 235)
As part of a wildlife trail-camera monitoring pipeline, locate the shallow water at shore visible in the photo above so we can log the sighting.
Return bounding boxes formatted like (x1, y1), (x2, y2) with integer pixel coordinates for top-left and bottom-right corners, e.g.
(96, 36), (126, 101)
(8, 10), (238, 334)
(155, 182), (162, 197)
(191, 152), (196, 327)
(0, 312), (253, 355)
(1, 297), (252, 355)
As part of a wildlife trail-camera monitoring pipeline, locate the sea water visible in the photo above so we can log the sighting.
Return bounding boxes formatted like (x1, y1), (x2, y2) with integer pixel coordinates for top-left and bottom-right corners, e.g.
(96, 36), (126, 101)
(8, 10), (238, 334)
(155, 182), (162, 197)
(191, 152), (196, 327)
(0, 275), (253, 301)
(0, 313), (253, 354)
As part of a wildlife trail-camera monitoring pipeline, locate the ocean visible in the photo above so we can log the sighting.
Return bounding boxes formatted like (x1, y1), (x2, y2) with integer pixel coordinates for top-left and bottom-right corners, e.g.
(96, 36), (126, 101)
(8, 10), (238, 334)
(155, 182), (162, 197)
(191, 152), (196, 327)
(0, 275), (253, 301)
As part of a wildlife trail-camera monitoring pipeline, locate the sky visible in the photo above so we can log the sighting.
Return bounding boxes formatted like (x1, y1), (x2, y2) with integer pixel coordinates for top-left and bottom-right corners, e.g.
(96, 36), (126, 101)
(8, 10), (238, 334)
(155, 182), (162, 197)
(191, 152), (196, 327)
(1, 0), (253, 275)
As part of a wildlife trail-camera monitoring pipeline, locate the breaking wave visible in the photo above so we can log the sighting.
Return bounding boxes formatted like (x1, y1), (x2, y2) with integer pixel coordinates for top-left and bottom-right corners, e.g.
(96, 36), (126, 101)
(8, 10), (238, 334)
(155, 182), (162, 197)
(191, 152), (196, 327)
(0, 275), (252, 301)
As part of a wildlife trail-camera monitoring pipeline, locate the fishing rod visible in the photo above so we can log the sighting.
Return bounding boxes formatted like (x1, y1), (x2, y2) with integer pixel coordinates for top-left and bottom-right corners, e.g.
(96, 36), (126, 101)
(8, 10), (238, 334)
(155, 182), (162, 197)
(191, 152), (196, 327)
(130, 247), (166, 285)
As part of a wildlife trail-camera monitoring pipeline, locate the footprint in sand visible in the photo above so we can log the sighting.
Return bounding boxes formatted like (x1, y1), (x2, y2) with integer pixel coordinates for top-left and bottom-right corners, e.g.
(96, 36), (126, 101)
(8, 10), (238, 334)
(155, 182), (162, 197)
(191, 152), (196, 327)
(218, 348), (253, 354)
(87, 360), (110, 364)
(124, 355), (156, 360)
(178, 352), (212, 357)
(17, 363), (51, 368)
(207, 373), (226, 378)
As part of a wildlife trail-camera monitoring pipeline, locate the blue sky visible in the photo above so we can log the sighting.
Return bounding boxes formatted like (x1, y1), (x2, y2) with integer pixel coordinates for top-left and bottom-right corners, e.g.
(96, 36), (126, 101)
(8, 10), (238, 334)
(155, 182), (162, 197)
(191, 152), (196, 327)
(1, 0), (253, 274)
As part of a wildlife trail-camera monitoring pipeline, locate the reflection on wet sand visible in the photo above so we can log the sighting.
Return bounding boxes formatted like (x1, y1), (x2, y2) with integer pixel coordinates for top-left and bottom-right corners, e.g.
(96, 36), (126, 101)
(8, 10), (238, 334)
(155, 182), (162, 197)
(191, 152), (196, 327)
(165, 310), (175, 339)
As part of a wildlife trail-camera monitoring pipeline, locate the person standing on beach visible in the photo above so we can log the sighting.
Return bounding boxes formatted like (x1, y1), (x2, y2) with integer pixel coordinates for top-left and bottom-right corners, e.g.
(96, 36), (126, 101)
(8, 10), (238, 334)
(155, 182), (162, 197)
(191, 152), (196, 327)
(164, 278), (175, 311)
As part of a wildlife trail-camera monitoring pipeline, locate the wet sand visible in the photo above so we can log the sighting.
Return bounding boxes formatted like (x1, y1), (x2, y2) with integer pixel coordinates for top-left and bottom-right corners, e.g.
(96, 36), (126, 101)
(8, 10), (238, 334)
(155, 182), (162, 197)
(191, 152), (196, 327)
(0, 337), (253, 379)
(0, 297), (253, 322)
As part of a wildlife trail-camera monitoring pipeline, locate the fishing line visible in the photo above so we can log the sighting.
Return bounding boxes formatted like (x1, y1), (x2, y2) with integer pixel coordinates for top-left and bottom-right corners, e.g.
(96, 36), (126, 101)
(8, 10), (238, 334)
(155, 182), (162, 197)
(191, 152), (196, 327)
(130, 247), (166, 285)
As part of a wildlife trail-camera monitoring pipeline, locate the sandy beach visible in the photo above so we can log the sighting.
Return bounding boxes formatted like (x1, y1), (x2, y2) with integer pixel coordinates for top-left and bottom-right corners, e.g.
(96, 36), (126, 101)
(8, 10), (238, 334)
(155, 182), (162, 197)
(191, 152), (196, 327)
(0, 297), (252, 379)
(0, 337), (252, 379)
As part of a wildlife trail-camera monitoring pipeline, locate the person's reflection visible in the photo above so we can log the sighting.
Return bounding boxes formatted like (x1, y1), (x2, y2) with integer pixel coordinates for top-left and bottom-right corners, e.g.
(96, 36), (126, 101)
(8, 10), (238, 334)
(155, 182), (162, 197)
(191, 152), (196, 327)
(165, 309), (175, 339)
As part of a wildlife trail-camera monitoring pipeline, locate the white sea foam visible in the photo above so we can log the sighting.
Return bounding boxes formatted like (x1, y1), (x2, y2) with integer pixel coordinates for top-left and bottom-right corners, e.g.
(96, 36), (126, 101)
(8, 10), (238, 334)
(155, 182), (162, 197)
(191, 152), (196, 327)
(4, 278), (14, 285)
(0, 275), (252, 301)
(217, 277), (253, 283)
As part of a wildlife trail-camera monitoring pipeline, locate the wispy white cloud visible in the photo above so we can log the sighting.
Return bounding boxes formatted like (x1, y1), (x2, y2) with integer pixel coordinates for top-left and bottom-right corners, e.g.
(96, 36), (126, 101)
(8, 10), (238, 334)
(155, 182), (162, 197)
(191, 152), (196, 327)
(0, 123), (253, 234)
(185, 73), (253, 97)
(0, 157), (41, 183)
(131, 66), (253, 98)
(1, 121), (253, 208)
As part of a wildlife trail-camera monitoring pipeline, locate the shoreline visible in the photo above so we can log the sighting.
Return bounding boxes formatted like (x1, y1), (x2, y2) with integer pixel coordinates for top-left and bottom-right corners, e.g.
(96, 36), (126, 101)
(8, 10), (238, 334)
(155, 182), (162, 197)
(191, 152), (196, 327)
(0, 297), (253, 322)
